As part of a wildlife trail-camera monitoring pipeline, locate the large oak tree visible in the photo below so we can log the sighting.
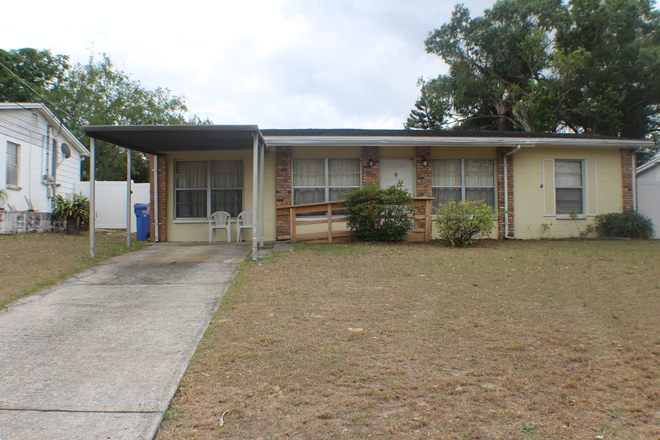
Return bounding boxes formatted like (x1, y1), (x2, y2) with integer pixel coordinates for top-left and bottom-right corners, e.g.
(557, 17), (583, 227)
(406, 0), (660, 162)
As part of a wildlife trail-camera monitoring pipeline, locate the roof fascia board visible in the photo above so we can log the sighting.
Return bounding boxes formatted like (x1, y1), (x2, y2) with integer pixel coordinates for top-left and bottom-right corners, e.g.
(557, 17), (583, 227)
(82, 124), (268, 153)
(637, 155), (660, 172)
(0, 103), (90, 156)
(263, 135), (653, 149)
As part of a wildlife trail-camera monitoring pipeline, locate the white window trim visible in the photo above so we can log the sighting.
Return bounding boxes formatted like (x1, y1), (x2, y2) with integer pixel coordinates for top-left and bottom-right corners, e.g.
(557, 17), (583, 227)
(174, 159), (244, 221)
(545, 159), (597, 218)
(556, 214), (587, 220)
(554, 159), (592, 218)
(6, 141), (20, 188)
(542, 159), (556, 217)
(431, 158), (496, 208)
(292, 158), (361, 220)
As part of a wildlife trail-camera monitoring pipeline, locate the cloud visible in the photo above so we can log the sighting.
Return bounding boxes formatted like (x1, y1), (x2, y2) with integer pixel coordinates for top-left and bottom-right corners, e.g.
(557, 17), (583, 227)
(1, 0), (496, 128)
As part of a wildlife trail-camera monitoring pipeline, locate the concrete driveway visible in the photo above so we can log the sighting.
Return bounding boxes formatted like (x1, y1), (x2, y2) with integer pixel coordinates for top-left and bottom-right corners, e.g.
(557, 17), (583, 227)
(0, 242), (250, 440)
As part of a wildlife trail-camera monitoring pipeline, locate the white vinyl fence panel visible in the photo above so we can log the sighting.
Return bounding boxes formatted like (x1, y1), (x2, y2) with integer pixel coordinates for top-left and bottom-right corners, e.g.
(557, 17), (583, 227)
(75, 181), (150, 233)
(638, 180), (660, 239)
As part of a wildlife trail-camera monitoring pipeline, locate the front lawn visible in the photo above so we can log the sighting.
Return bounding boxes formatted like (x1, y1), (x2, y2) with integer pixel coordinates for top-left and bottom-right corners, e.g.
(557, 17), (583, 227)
(0, 230), (149, 308)
(158, 240), (660, 439)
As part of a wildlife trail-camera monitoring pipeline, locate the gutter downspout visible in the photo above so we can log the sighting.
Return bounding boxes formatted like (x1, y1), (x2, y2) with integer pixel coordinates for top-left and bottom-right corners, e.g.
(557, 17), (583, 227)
(503, 145), (522, 239)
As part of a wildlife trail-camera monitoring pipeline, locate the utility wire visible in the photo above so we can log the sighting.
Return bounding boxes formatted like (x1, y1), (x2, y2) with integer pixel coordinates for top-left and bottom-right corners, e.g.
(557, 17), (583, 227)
(0, 60), (83, 126)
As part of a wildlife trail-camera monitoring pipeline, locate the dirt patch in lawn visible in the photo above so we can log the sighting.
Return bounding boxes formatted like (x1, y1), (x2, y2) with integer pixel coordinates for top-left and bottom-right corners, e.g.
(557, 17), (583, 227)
(158, 240), (660, 439)
(0, 230), (148, 308)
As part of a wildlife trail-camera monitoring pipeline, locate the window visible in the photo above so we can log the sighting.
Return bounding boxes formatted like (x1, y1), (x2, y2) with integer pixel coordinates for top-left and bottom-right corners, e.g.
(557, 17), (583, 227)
(175, 160), (243, 218)
(432, 159), (495, 209)
(6, 142), (19, 187)
(293, 158), (361, 204)
(555, 160), (583, 214)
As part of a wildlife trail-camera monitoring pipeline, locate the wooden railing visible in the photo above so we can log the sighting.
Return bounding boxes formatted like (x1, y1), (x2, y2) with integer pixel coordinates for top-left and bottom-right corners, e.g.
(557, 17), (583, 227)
(276, 197), (433, 244)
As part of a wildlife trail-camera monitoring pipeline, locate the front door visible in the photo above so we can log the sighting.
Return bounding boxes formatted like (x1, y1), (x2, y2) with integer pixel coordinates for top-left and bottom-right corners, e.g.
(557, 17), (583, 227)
(380, 158), (415, 195)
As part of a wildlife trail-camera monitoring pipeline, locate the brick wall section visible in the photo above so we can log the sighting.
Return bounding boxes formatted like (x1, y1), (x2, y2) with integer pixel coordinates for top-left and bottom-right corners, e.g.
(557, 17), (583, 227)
(621, 149), (635, 211)
(276, 146), (292, 238)
(414, 147), (432, 229)
(149, 154), (167, 242)
(415, 147), (432, 197)
(496, 147), (515, 239)
(361, 146), (380, 186)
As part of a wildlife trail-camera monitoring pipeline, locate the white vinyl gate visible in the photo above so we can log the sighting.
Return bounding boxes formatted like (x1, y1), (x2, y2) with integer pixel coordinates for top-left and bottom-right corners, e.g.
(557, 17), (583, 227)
(74, 181), (150, 233)
(638, 180), (660, 239)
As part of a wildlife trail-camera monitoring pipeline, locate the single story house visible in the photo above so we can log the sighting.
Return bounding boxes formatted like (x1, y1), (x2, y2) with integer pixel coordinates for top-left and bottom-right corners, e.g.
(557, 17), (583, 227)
(1, 103), (89, 233)
(81, 125), (652, 247)
(637, 155), (660, 239)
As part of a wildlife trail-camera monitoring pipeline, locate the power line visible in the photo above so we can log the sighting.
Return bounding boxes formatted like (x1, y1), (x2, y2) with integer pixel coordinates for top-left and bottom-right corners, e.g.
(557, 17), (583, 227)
(0, 60), (83, 126)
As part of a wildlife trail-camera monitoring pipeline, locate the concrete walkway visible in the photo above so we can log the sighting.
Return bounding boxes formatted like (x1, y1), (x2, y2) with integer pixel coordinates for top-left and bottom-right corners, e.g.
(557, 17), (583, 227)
(0, 242), (250, 440)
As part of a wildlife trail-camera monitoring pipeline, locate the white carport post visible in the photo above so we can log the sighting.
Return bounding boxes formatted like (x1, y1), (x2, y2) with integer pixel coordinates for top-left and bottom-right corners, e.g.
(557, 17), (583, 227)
(252, 133), (259, 260)
(90, 138), (96, 258)
(126, 149), (132, 248)
(259, 139), (265, 247)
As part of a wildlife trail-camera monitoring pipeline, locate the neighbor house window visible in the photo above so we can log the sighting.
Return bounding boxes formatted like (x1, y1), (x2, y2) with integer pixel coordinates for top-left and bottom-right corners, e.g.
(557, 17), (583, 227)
(555, 160), (583, 214)
(293, 158), (361, 204)
(432, 159), (495, 209)
(6, 142), (19, 187)
(175, 160), (243, 218)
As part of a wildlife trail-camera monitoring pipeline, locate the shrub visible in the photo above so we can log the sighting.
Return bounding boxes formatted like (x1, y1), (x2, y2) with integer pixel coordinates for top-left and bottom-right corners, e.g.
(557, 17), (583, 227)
(593, 211), (654, 239)
(52, 193), (90, 229)
(434, 200), (499, 247)
(341, 182), (413, 242)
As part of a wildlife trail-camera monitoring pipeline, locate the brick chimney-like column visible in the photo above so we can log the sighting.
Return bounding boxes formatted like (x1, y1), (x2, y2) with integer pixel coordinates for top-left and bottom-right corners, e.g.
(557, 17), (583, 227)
(149, 154), (167, 242)
(276, 146), (292, 239)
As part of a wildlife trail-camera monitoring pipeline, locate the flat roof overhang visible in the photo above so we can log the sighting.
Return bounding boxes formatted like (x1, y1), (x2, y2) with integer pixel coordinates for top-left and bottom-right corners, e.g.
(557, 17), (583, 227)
(81, 125), (268, 155)
(261, 129), (654, 149)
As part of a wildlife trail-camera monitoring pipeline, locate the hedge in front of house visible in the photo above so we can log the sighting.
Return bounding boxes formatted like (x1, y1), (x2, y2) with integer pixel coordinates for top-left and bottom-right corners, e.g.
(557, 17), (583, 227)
(593, 211), (654, 239)
(342, 183), (413, 242)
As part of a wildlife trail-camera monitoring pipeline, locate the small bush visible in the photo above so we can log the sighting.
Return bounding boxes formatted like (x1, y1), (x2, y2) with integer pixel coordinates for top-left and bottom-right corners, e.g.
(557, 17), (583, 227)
(593, 211), (654, 239)
(52, 193), (90, 228)
(434, 200), (499, 247)
(342, 182), (413, 242)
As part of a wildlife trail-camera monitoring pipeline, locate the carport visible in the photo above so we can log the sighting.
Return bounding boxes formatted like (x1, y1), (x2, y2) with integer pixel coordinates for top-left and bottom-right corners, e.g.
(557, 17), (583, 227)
(81, 125), (269, 260)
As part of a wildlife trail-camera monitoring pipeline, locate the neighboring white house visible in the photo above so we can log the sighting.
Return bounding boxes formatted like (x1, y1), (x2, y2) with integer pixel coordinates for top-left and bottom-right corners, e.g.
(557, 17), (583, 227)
(637, 155), (660, 238)
(0, 102), (89, 212)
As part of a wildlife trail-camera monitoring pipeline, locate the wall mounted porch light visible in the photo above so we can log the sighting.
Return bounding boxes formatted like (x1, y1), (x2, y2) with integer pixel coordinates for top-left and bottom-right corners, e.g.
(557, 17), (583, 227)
(422, 158), (428, 167)
(368, 158), (374, 167)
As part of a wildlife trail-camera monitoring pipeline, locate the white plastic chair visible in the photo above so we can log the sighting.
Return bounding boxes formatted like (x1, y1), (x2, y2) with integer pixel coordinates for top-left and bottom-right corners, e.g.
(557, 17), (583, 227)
(209, 211), (232, 243)
(236, 211), (254, 242)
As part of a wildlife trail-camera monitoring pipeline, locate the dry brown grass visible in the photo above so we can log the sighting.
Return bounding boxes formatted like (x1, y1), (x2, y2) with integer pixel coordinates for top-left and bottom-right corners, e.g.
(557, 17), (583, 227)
(158, 240), (660, 439)
(0, 230), (148, 308)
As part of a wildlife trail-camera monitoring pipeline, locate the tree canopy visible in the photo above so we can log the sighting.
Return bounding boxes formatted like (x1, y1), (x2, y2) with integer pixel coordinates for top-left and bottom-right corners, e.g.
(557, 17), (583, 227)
(0, 48), (69, 103)
(0, 49), (210, 182)
(406, 0), (660, 161)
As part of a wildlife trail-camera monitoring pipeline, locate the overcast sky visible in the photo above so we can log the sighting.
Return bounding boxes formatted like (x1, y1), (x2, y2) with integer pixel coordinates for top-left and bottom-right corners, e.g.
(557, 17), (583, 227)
(2, 0), (495, 129)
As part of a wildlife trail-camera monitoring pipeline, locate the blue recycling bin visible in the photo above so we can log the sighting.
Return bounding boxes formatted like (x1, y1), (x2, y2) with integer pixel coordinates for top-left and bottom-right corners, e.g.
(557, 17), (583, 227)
(134, 203), (150, 241)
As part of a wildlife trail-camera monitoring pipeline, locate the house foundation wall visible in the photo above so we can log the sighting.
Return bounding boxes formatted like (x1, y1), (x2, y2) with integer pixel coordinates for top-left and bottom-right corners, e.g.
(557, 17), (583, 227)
(0, 211), (62, 234)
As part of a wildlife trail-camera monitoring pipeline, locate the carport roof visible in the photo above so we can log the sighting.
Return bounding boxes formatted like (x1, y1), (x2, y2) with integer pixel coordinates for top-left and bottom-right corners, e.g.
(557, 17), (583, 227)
(81, 125), (267, 156)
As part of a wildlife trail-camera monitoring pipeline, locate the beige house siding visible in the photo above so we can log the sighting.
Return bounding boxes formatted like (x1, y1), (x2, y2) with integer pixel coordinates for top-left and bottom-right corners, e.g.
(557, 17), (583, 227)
(513, 148), (623, 239)
(165, 150), (277, 242)
(159, 143), (631, 242)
